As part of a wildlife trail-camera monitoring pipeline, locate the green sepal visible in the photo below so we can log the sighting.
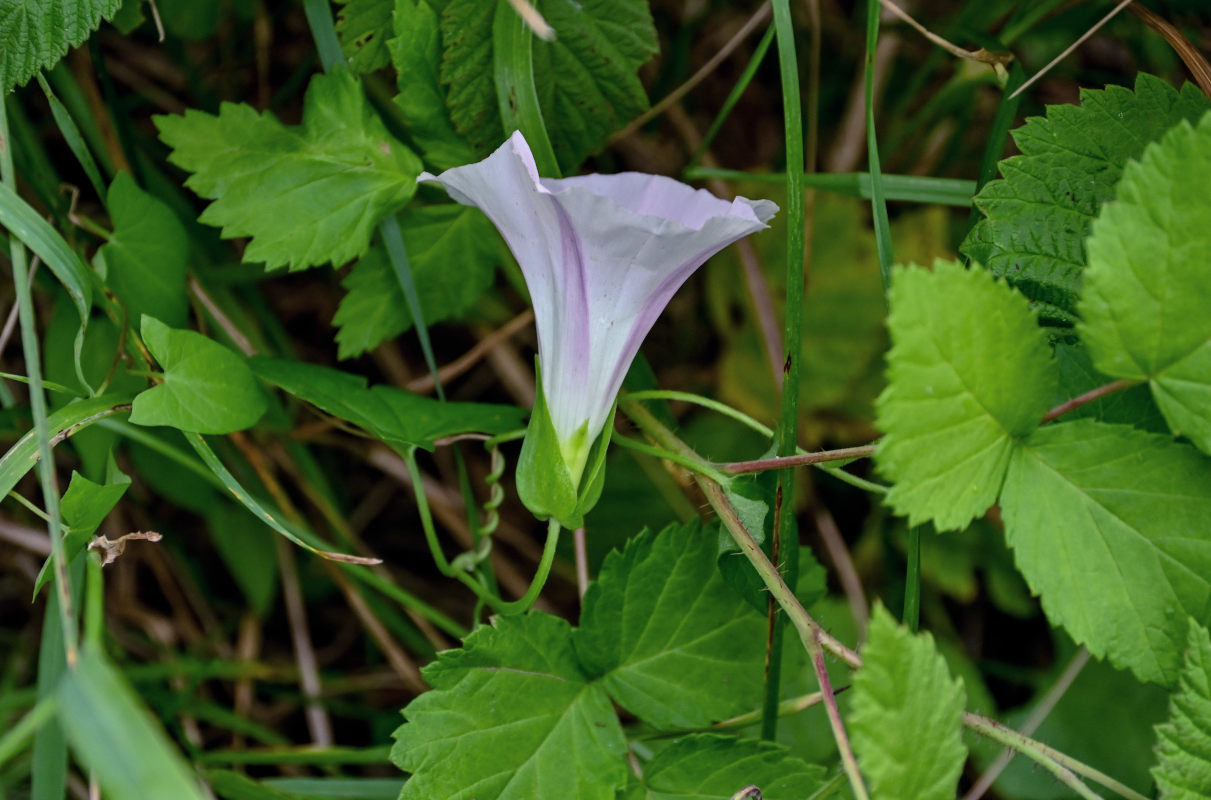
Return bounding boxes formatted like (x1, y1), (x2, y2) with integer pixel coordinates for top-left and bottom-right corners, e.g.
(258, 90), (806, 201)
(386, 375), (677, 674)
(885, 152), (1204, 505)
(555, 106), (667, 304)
(516, 370), (614, 529)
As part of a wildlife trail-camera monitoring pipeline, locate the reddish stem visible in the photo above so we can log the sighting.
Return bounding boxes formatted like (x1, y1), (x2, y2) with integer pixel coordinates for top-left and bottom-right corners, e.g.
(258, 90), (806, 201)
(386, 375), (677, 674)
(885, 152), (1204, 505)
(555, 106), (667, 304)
(1040, 378), (1138, 424)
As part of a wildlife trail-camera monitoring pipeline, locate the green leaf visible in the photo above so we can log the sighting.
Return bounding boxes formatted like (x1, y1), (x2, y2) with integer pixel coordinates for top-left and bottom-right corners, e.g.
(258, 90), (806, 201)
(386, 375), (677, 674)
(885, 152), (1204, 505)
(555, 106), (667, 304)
(56, 647), (207, 800)
(1153, 623), (1211, 799)
(439, 0), (658, 172)
(574, 521), (765, 730)
(0, 181), (92, 323)
(625, 734), (826, 800)
(1002, 420), (1211, 686)
(0, 0), (122, 93)
(95, 171), (190, 329)
(333, 205), (498, 358)
(875, 260), (1055, 530)
(208, 770), (298, 800)
(33, 454), (130, 598)
(0, 393), (133, 498)
(131, 316), (267, 434)
(849, 605), (967, 800)
(251, 356), (523, 451)
(1080, 111), (1211, 455)
(261, 777), (404, 799)
(335, 0), (393, 73)
(155, 68), (422, 271)
(388, 0), (476, 170)
(391, 613), (628, 800)
(962, 75), (1210, 323)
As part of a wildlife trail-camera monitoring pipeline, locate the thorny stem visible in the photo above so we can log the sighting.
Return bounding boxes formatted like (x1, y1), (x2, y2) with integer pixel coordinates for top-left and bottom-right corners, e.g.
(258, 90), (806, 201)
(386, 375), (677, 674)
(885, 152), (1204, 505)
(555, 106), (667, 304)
(623, 401), (1149, 800)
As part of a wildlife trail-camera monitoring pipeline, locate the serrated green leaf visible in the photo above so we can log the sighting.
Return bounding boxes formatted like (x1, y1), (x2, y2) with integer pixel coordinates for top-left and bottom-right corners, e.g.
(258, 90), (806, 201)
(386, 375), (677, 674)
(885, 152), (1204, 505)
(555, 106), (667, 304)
(155, 68), (422, 271)
(626, 734), (826, 800)
(573, 521), (765, 730)
(57, 647), (207, 800)
(440, 0), (657, 173)
(962, 75), (1210, 323)
(131, 316), (267, 434)
(251, 356), (524, 451)
(335, 0), (393, 73)
(1080, 111), (1211, 454)
(0, 0), (122, 93)
(95, 171), (189, 329)
(1153, 623), (1211, 799)
(875, 260), (1056, 530)
(389, 0), (476, 170)
(1002, 420), (1211, 686)
(850, 605), (967, 800)
(333, 205), (498, 358)
(391, 613), (628, 800)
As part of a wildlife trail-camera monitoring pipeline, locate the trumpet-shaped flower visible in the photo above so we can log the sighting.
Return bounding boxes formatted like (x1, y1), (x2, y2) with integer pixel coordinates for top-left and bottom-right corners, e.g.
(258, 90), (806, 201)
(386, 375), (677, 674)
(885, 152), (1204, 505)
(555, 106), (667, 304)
(419, 131), (776, 525)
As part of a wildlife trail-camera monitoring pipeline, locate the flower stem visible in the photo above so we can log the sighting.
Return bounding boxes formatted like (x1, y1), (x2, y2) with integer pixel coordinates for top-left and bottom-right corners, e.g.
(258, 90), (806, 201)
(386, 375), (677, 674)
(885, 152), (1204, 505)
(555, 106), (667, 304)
(405, 451), (558, 615)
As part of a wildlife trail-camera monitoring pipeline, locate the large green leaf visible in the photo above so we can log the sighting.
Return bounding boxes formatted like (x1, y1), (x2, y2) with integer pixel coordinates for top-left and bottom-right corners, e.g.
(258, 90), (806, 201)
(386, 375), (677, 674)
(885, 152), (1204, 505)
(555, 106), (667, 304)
(1080, 111), (1211, 455)
(56, 647), (207, 800)
(1153, 623), (1211, 799)
(335, 0), (393, 73)
(849, 605), (967, 800)
(391, 613), (628, 800)
(251, 356), (523, 451)
(333, 205), (498, 358)
(0, 0), (122, 92)
(95, 171), (190, 328)
(155, 68), (422, 271)
(573, 520), (765, 730)
(1002, 420), (1211, 686)
(875, 260), (1055, 530)
(130, 317), (267, 434)
(620, 735), (826, 800)
(962, 75), (1210, 323)
(389, 0), (476, 171)
(439, 0), (657, 173)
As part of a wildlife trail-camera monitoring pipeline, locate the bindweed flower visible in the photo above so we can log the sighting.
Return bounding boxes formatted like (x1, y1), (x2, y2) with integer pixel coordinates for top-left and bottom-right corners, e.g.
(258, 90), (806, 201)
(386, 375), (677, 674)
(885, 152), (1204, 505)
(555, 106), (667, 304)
(419, 131), (777, 527)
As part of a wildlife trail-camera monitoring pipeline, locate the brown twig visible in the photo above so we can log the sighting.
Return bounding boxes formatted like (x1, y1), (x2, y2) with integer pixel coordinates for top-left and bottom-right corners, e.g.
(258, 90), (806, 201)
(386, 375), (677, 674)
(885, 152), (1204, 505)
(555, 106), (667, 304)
(1011, 0), (1134, 99)
(406, 309), (534, 394)
(1127, 2), (1211, 98)
(611, 3), (773, 143)
(723, 444), (877, 474)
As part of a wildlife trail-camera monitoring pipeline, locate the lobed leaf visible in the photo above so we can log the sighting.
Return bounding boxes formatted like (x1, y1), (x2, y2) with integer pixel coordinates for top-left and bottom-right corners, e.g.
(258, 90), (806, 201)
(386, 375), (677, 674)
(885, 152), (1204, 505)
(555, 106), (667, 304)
(875, 260), (1055, 530)
(438, 0), (657, 173)
(1080, 111), (1211, 454)
(389, 0), (476, 171)
(574, 520), (766, 730)
(335, 0), (393, 73)
(391, 613), (628, 800)
(1002, 420), (1211, 686)
(155, 68), (422, 271)
(962, 75), (1209, 323)
(0, 0), (122, 93)
(1153, 623), (1211, 799)
(333, 205), (499, 359)
(849, 605), (967, 800)
(95, 172), (190, 329)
